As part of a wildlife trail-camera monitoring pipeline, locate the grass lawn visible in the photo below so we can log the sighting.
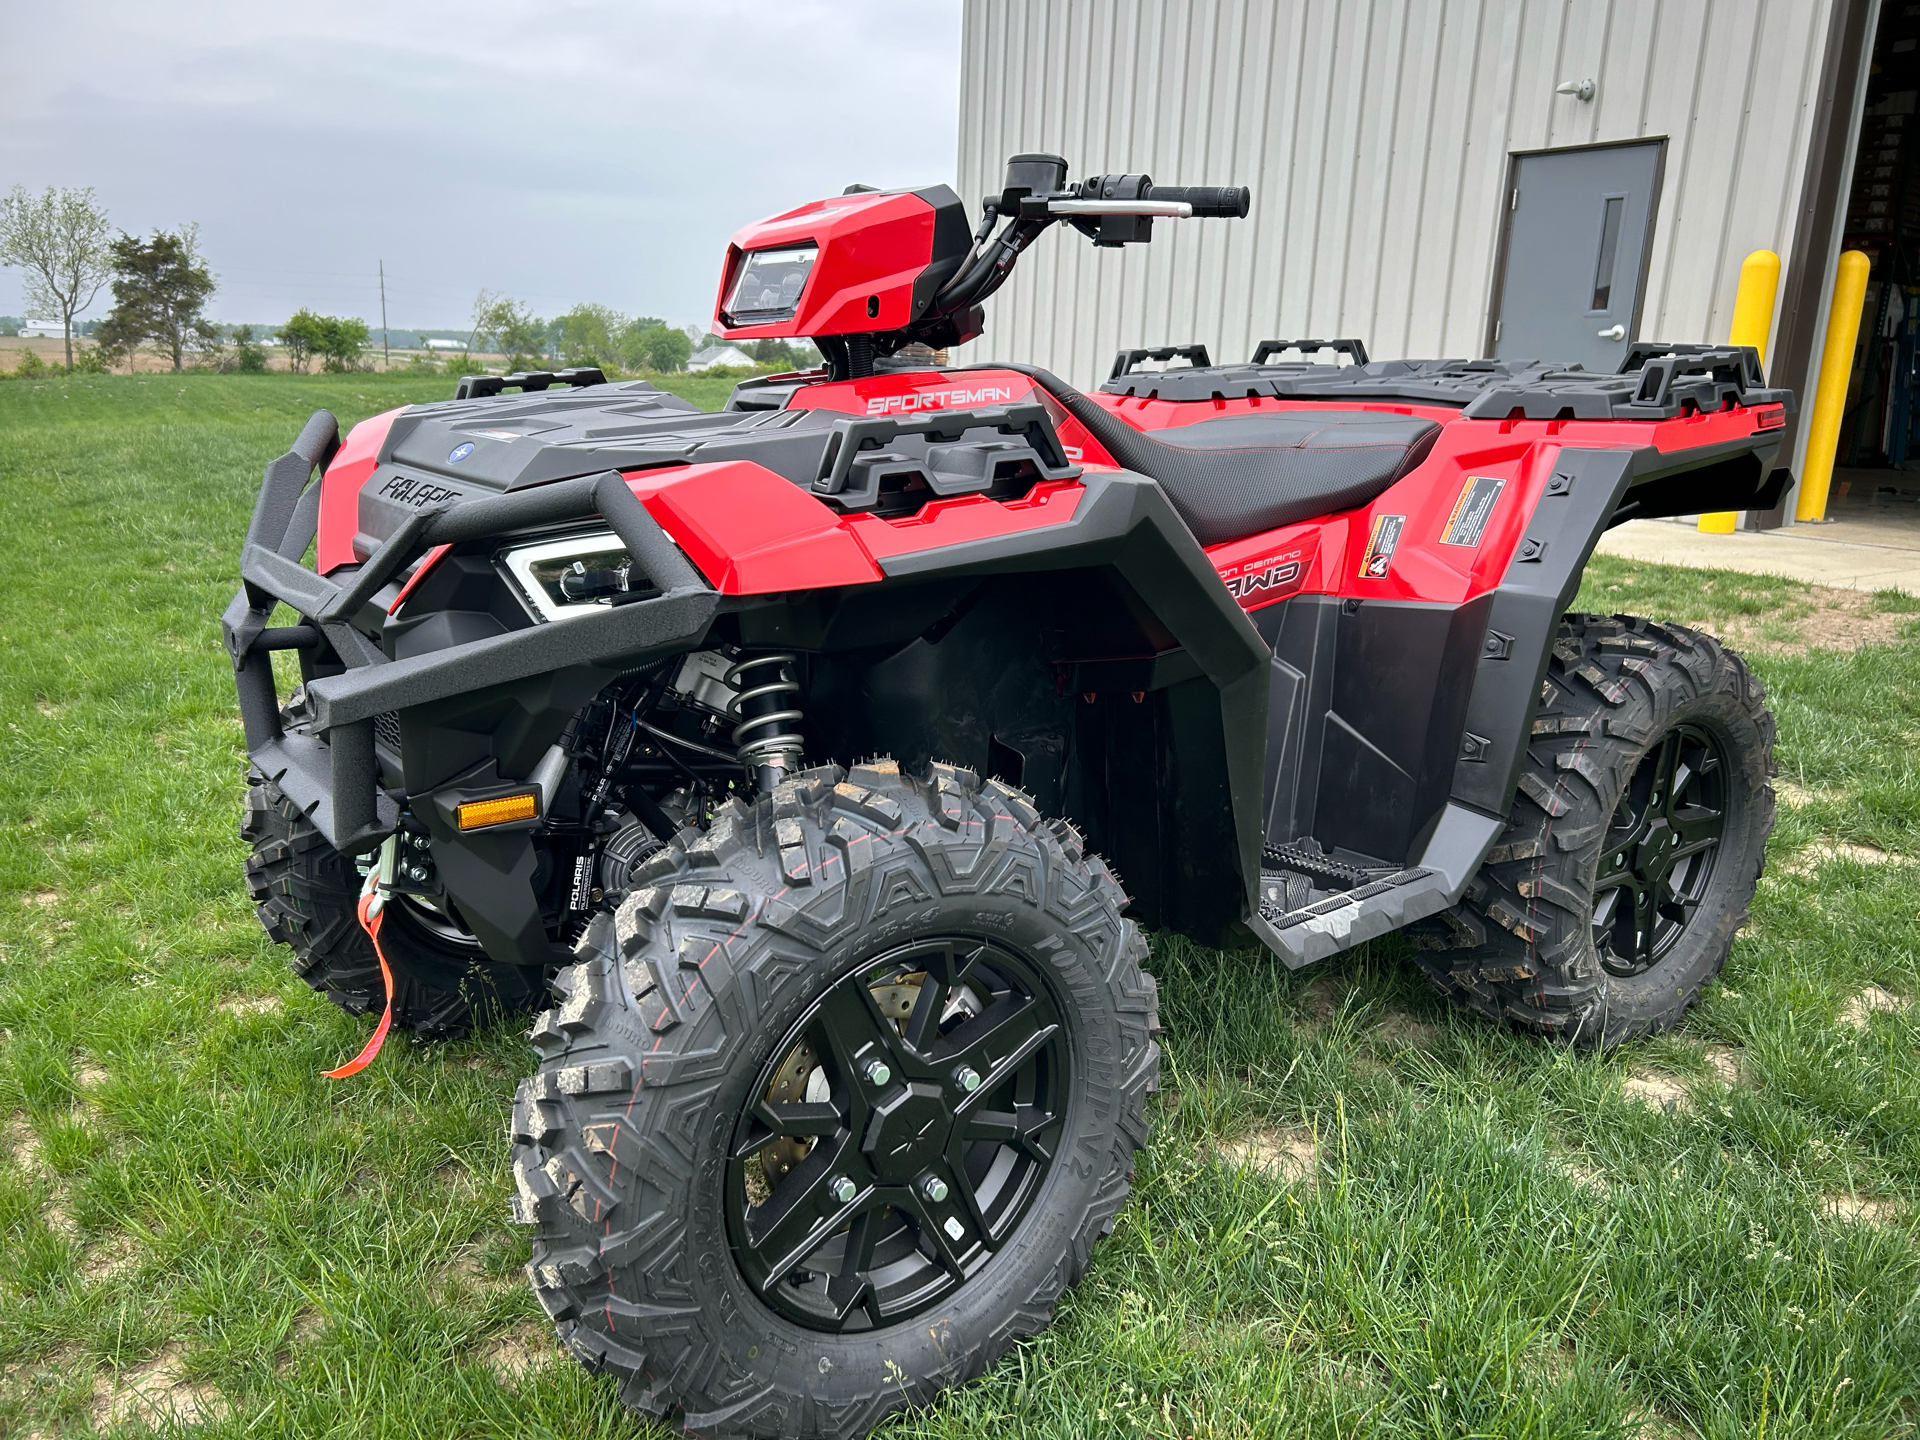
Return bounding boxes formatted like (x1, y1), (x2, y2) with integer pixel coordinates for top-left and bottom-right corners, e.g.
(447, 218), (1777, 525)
(0, 372), (1914, 1438)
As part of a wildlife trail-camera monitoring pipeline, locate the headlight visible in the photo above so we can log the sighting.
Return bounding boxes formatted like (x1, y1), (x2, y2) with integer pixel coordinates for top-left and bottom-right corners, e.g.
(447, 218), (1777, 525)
(499, 530), (650, 623)
(723, 243), (817, 326)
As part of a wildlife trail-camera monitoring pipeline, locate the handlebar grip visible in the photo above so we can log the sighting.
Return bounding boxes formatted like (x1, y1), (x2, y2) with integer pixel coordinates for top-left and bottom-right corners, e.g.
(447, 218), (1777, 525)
(1145, 184), (1250, 218)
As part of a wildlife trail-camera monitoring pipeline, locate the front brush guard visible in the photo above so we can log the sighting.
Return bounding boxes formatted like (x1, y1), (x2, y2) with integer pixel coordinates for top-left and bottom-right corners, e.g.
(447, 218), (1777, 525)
(224, 409), (717, 854)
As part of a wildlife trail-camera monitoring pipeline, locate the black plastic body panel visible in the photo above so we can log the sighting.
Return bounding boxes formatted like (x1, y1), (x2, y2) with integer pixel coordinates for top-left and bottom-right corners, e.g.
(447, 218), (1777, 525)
(1255, 594), (1491, 866)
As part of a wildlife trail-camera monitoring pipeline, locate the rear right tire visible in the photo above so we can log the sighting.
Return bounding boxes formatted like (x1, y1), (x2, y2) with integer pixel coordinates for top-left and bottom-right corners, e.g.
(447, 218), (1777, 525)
(1413, 613), (1775, 1046)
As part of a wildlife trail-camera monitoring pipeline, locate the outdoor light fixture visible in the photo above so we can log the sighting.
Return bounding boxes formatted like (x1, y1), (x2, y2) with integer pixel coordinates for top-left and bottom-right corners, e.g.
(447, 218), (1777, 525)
(1556, 77), (1597, 101)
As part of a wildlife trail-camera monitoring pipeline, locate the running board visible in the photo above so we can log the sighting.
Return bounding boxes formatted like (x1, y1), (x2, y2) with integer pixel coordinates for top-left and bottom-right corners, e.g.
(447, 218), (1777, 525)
(1250, 866), (1452, 968)
(1246, 805), (1506, 970)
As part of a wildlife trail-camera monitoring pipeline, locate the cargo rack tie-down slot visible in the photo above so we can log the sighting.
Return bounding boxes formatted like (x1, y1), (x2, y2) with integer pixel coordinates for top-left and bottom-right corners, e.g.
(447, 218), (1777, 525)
(223, 408), (715, 852)
(810, 402), (1080, 512)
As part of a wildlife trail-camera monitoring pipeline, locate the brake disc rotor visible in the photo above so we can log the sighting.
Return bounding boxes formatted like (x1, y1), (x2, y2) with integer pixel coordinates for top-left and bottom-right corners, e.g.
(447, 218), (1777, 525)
(758, 976), (933, 1188)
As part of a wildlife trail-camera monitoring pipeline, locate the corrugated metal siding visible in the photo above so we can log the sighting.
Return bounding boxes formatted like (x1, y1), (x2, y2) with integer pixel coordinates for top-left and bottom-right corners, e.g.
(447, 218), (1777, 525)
(956, 0), (1832, 387)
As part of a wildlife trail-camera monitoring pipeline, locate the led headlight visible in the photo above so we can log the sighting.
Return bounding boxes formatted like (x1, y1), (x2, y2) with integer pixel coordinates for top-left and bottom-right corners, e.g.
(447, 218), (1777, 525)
(723, 243), (817, 326)
(500, 530), (649, 623)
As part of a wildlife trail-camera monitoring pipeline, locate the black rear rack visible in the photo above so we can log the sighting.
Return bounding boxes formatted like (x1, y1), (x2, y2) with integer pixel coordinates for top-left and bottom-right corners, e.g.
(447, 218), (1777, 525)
(453, 366), (607, 400)
(1099, 342), (1791, 422)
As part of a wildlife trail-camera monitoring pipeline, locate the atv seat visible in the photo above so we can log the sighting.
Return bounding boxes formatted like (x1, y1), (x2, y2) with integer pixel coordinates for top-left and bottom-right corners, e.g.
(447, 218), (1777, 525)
(1002, 366), (1442, 545)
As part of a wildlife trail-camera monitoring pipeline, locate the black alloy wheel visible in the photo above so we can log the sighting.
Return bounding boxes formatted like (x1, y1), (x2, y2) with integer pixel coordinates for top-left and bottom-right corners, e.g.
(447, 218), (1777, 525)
(1412, 614), (1775, 1046)
(511, 760), (1160, 1437)
(1591, 722), (1728, 977)
(726, 940), (1069, 1332)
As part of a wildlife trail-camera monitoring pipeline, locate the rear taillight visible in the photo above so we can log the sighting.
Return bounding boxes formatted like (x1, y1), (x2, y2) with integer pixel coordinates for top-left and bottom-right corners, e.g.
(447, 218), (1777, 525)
(1756, 405), (1786, 430)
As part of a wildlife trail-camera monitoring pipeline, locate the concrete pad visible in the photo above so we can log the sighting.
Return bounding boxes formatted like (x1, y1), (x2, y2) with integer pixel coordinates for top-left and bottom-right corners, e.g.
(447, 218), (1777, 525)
(1595, 519), (1920, 593)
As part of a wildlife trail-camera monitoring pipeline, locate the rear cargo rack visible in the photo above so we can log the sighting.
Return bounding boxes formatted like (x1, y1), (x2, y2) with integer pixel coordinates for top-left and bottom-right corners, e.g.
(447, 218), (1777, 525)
(453, 366), (607, 400)
(1098, 342), (1791, 422)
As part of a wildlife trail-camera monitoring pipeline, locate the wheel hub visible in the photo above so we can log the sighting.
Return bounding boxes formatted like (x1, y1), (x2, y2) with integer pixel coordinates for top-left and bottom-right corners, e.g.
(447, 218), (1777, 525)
(725, 938), (1069, 1333)
(862, 1082), (952, 1182)
(1592, 722), (1729, 978)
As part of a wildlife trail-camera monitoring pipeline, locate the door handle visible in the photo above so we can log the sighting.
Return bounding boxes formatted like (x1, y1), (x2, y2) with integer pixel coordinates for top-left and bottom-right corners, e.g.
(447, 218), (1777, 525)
(1598, 324), (1626, 341)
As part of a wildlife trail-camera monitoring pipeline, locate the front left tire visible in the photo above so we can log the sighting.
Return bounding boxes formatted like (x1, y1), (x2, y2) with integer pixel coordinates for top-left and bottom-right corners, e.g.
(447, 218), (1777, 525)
(509, 760), (1159, 1437)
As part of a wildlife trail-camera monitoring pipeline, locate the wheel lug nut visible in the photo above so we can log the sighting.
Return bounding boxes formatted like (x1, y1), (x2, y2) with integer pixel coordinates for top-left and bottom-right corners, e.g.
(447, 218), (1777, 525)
(919, 1174), (949, 1202)
(828, 1176), (856, 1204)
(953, 1065), (981, 1093)
(861, 1058), (891, 1088)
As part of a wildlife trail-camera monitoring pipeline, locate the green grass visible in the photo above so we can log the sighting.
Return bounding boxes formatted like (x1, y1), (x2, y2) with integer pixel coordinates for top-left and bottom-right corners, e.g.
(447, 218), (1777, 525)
(0, 373), (1914, 1438)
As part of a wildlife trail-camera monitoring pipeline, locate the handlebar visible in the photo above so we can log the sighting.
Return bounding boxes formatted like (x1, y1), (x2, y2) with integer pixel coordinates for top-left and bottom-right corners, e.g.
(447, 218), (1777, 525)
(920, 155), (1251, 347)
(1143, 184), (1250, 218)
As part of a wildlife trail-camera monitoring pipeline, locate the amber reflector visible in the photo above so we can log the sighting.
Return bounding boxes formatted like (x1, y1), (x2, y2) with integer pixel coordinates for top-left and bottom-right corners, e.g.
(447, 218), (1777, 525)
(456, 792), (539, 830)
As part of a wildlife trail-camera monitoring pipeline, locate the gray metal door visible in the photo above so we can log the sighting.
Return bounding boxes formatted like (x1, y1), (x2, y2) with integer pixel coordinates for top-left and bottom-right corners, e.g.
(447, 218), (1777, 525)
(1490, 141), (1664, 371)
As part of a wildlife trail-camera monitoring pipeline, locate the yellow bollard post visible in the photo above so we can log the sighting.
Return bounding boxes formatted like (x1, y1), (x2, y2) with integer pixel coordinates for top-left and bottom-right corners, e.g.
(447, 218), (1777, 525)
(1797, 249), (1872, 522)
(1699, 249), (1781, 533)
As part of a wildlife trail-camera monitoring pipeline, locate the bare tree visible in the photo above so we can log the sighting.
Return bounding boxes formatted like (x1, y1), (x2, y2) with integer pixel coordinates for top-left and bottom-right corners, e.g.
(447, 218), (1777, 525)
(0, 186), (114, 370)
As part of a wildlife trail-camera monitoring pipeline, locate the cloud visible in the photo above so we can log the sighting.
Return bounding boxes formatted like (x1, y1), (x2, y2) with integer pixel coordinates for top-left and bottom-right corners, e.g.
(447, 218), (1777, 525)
(0, 0), (962, 327)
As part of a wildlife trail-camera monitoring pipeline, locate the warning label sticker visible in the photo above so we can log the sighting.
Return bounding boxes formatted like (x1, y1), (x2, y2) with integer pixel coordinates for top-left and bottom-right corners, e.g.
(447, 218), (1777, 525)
(1440, 474), (1507, 548)
(1358, 513), (1405, 579)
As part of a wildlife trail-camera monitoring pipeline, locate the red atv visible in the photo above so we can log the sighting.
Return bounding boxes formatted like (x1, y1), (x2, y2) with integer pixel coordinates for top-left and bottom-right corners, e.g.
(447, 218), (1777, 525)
(229, 153), (1786, 1435)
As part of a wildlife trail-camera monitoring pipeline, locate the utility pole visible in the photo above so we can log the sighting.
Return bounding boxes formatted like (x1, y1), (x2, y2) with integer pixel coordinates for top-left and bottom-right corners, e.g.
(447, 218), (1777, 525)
(379, 259), (390, 367)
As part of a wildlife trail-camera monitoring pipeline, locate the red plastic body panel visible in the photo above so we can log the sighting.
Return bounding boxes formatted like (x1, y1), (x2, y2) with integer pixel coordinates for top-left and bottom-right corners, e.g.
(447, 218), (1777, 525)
(1086, 388), (1781, 611)
(713, 191), (939, 341)
(618, 462), (1086, 595)
(782, 369), (1119, 468)
(316, 406), (405, 574)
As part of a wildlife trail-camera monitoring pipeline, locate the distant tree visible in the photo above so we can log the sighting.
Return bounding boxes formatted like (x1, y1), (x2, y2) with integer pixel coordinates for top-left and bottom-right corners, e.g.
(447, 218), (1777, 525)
(232, 323), (269, 373)
(748, 338), (821, 371)
(277, 309), (326, 374)
(94, 226), (217, 372)
(470, 290), (546, 369)
(0, 185), (114, 371)
(624, 323), (691, 373)
(317, 315), (369, 371)
(554, 303), (624, 369)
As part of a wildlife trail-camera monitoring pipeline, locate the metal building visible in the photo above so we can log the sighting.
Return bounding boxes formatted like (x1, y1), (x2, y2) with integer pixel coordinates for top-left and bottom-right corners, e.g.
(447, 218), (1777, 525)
(955, 0), (1890, 526)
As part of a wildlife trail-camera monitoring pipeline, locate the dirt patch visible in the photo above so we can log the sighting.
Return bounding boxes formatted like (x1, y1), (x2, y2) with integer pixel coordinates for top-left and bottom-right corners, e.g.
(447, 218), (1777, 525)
(1696, 584), (1915, 656)
(481, 1324), (560, 1382)
(1840, 984), (1908, 1030)
(218, 993), (283, 1018)
(23, 891), (58, 908)
(1555, 1154), (1611, 1194)
(73, 1061), (109, 1090)
(1782, 840), (1908, 876)
(34, 700), (59, 719)
(1771, 780), (1848, 809)
(79, 1233), (140, 1283)
(1703, 1045), (1742, 1085)
(6, 1117), (46, 1176)
(1218, 1128), (1320, 1184)
(1621, 1071), (1691, 1112)
(1824, 1193), (1904, 1227)
(1299, 975), (1347, 1024)
(91, 1347), (226, 1427)
(1372, 1008), (1436, 1051)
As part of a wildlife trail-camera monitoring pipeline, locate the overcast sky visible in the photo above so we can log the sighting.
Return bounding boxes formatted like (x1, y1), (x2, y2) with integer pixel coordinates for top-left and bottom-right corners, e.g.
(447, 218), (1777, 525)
(0, 0), (962, 331)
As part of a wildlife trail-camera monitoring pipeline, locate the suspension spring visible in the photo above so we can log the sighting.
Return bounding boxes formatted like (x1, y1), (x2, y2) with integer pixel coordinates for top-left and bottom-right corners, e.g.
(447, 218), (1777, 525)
(726, 652), (805, 791)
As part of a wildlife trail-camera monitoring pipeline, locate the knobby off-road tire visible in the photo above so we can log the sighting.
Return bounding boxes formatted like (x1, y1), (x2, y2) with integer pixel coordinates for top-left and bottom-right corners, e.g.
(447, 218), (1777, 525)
(241, 776), (547, 1039)
(510, 759), (1159, 1438)
(1414, 614), (1774, 1046)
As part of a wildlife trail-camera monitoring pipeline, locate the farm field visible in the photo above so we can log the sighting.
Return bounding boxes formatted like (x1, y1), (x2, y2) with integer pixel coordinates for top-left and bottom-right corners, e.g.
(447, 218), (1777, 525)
(0, 372), (1915, 1438)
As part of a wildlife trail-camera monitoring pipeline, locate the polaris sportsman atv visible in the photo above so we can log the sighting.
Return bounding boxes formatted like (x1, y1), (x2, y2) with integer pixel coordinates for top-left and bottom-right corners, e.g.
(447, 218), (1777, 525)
(228, 152), (1787, 1435)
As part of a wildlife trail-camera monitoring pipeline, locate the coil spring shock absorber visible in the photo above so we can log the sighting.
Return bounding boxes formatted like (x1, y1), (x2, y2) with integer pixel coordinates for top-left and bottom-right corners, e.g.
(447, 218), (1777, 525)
(727, 652), (804, 794)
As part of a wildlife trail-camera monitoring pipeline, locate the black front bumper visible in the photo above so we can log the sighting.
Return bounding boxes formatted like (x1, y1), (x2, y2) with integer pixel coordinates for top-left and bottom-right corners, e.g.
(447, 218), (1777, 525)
(224, 409), (718, 853)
